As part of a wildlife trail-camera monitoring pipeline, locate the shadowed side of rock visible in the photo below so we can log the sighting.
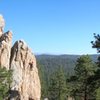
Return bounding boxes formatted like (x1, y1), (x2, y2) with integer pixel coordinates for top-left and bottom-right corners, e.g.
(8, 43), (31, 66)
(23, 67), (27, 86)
(10, 40), (41, 100)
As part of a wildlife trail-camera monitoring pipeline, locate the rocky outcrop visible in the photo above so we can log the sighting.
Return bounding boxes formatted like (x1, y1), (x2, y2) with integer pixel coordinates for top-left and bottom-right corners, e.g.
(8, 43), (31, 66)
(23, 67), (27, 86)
(0, 15), (12, 70)
(10, 40), (41, 100)
(0, 31), (12, 69)
(0, 15), (5, 36)
(0, 15), (12, 69)
(0, 15), (41, 100)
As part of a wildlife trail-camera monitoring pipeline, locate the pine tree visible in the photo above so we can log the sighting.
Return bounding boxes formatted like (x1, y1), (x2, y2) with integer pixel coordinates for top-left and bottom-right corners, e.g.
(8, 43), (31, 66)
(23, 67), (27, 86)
(96, 87), (100, 100)
(0, 67), (12, 99)
(37, 62), (48, 100)
(73, 55), (96, 100)
(91, 33), (100, 99)
(48, 67), (67, 100)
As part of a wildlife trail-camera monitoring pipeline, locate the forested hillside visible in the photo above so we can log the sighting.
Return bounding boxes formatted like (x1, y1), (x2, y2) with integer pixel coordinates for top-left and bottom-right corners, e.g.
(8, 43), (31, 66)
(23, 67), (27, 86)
(36, 54), (99, 99)
(36, 54), (98, 76)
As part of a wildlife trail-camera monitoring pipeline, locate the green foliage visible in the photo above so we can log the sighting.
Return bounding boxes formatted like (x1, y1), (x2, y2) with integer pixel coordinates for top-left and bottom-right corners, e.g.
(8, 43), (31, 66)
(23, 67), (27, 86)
(36, 55), (77, 76)
(75, 55), (96, 77)
(48, 67), (67, 100)
(37, 62), (48, 100)
(91, 33), (100, 52)
(96, 87), (100, 100)
(36, 55), (77, 99)
(0, 67), (12, 99)
(92, 33), (100, 100)
(37, 54), (98, 99)
(70, 55), (96, 99)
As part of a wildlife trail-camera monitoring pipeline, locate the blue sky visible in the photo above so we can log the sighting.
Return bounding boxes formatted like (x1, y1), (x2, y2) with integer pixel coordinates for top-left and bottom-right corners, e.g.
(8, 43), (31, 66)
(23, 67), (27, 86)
(0, 0), (100, 54)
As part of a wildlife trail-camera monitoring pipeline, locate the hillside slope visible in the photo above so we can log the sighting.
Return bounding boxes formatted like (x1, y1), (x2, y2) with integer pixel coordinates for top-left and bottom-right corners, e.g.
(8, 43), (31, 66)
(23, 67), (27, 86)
(36, 54), (98, 76)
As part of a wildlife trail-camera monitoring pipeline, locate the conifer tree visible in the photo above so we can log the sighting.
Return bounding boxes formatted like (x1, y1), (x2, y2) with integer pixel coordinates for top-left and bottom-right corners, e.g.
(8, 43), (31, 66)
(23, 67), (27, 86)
(48, 67), (67, 100)
(91, 33), (100, 99)
(37, 62), (48, 100)
(0, 67), (12, 99)
(73, 55), (96, 100)
(96, 87), (100, 100)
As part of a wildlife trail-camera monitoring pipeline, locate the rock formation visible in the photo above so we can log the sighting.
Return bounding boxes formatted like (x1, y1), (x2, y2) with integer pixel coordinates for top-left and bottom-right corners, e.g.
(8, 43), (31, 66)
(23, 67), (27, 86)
(0, 15), (5, 36)
(0, 15), (41, 100)
(0, 30), (12, 70)
(10, 40), (41, 100)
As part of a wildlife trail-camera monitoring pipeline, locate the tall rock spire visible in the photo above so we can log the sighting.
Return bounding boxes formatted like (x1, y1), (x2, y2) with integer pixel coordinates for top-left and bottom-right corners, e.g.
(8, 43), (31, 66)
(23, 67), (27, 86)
(10, 40), (41, 100)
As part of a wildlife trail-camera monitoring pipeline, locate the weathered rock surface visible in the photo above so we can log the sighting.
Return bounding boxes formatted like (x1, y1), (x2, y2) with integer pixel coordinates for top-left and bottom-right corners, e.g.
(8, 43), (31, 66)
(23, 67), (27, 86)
(0, 15), (41, 100)
(0, 15), (5, 36)
(0, 31), (12, 69)
(10, 40), (41, 100)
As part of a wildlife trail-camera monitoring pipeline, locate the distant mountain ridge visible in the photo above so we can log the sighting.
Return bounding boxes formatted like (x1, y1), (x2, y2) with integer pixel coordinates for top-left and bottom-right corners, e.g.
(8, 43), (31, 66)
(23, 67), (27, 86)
(36, 54), (99, 76)
(36, 54), (98, 63)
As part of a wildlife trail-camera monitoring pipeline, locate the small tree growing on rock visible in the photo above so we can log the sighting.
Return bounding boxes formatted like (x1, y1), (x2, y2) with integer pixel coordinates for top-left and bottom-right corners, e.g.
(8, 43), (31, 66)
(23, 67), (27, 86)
(0, 67), (12, 99)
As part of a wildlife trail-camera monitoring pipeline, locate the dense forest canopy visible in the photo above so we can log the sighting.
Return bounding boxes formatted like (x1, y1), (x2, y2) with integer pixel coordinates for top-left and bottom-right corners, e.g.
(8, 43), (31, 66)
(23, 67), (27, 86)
(37, 54), (99, 100)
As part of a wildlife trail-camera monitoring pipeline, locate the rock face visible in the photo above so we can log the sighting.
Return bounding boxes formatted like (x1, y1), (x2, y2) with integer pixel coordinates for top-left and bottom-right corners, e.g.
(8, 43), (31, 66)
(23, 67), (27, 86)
(0, 31), (12, 69)
(10, 40), (41, 100)
(0, 15), (41, 100)
(0, 15), (5, 36)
